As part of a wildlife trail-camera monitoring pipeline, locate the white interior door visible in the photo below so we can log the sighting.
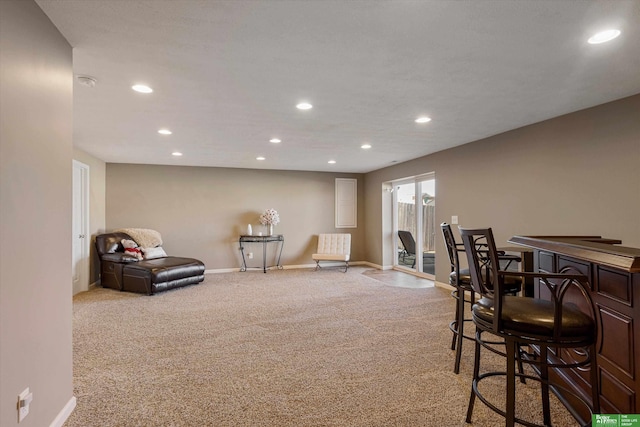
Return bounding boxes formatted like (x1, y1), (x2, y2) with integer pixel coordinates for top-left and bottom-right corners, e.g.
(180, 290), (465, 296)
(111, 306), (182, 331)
(72, 160), (89, 295)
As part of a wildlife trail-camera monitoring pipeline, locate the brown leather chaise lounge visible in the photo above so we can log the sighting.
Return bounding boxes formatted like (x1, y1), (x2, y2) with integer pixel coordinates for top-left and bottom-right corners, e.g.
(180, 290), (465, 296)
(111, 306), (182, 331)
(95, 232), (205, 295)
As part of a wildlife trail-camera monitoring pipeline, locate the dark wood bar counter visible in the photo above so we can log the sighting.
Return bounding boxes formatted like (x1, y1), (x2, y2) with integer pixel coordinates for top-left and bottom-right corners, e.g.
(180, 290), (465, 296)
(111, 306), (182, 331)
(509, 235), (640, 423)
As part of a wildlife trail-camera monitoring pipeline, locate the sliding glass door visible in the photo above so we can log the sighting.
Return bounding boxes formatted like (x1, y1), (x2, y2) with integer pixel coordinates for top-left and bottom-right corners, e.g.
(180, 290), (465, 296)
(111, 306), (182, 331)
(393, 174), (435, 277)
(419, 177), (436, 275)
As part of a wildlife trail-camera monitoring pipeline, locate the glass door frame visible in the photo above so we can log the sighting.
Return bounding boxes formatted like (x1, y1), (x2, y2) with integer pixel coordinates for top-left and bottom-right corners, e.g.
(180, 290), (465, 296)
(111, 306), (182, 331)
(391, 172), (435, 279)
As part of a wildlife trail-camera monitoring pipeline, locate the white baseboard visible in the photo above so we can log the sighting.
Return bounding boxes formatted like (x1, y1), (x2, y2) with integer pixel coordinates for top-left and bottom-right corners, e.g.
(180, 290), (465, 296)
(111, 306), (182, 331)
(435, 281), (454, 290)
(204, 268), (240, 274)
(357, 261), (390, 270)
(50, 396), (76, 427)
(205, 261), (380, 275)
(282, 263), (319, 270)
(284, 261), (375, 270)
(204, 263), (445, 283)
(88, 280), (100, 290)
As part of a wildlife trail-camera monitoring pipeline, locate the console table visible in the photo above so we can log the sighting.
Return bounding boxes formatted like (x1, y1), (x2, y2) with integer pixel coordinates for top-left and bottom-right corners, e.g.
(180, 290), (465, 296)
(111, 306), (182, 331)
(239, 235), (284, 273)
(509, 235), (640, 423)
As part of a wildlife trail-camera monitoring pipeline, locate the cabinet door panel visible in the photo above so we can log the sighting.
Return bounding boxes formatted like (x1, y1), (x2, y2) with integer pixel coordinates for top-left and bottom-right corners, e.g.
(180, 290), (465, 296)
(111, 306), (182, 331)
(600, 367), (635, 414)
(598, 305), (635, 379)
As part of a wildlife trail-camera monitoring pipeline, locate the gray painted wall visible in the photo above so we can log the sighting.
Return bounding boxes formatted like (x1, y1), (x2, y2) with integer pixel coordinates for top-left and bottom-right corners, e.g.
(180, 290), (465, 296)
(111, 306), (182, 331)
(364, 94), (640, 283)
(0, 1), (74, 425)
(105, 95), (639, 282)
(106, 165), (365, 270)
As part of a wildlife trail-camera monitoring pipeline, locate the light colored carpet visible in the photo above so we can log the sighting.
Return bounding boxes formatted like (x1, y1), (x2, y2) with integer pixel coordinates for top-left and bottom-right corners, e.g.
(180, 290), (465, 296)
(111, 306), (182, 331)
(66, 267), (577, 426)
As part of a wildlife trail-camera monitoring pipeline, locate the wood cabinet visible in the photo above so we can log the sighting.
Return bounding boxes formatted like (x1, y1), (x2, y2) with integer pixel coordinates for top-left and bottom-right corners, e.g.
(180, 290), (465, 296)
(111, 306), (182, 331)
(509, 236), (640, 423)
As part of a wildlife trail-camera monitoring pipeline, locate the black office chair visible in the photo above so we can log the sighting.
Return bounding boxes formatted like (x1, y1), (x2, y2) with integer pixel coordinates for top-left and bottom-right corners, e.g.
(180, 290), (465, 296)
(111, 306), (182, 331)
(398, 230), (417, 267)
(460, 227), (599, 427)
(441, 223), (522, 374)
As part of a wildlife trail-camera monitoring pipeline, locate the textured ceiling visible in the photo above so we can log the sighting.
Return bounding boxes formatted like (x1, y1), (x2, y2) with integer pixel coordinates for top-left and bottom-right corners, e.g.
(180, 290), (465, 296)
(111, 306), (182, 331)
(36, 0), (640, 173)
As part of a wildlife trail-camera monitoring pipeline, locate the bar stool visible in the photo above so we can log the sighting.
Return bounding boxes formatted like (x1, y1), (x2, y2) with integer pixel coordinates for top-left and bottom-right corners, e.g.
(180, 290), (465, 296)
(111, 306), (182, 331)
(441, 223), (522, 374)
(460, 227), (599, 427)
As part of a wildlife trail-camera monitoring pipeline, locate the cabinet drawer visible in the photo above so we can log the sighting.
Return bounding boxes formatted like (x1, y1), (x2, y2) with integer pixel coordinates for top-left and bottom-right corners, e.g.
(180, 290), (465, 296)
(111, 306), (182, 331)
(558, 256), (591, 283)
(597, 266), (632, 306)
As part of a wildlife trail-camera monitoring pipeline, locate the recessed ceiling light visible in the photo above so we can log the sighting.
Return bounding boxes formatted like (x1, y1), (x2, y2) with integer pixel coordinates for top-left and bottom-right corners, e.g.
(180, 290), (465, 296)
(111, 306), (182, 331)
(132, 84), (153, 93)
(270, 138), (281, 143)
(588, 29), (621, 44)
(415, 116), (432, 124)
(361, 144), (372, 149)
(296, 102), (313, 110)
(256, 156), (266, 161)
(328, 160), (336, 164)
(171, 151), (182, 156)
(158, 129), (172, 135)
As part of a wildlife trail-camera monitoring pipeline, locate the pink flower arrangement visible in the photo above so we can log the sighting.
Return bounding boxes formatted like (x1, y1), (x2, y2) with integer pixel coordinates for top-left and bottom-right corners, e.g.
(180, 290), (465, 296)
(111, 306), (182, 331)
(259, 208), (280, 226)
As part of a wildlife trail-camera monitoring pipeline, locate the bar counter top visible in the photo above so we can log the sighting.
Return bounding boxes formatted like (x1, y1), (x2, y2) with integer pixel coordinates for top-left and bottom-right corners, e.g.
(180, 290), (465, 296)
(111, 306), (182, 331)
(509, 235), (640, 273)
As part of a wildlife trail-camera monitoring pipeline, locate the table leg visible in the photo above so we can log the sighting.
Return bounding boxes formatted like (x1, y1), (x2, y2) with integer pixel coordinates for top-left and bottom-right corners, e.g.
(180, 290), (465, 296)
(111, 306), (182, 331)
(239, 242), (248, 272)
(262, 240), (267, 273)
(276, 239), (284, 269)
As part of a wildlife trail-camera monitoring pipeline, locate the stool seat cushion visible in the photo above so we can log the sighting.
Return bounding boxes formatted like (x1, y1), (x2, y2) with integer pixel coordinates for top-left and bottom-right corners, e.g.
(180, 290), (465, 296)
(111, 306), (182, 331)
(449, 269), (472, 288)
(473, 296), (594, 340)
(450, 269), (521, 294)
(502, 275), (523, 294)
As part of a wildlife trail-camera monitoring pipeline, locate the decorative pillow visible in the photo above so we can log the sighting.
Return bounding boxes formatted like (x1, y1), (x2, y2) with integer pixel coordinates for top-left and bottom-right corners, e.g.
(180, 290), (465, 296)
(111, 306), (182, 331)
(143, 246), (167, 260)
(116, 228), (163, 249)
(121, 239), (143, 260)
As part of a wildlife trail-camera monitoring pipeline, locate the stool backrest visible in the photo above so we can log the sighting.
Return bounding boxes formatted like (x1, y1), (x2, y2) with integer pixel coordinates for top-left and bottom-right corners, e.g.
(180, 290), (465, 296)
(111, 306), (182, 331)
(441, 223), (461, 274)
(459, 227), (501, 299)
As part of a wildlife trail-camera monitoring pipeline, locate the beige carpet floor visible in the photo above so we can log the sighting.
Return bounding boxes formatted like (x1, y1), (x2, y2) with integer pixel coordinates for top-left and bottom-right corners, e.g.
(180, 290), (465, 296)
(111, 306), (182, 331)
(66, 267), (577, 426)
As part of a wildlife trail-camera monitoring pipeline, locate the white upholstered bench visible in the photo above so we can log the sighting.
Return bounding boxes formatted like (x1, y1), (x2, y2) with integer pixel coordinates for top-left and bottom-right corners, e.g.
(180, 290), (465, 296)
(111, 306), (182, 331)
(312, 233), (351, 272)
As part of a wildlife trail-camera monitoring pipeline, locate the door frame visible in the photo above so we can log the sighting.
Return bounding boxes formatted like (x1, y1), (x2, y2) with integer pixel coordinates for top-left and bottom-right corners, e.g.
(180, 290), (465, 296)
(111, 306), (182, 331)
(391, 172), (435, 279)
(72, 160), (90, 295)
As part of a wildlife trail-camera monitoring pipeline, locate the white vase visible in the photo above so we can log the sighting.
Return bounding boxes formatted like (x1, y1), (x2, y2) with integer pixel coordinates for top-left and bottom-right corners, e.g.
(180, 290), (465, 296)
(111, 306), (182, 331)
(268, 224), (273, 236)
(247, 224), (252, 235)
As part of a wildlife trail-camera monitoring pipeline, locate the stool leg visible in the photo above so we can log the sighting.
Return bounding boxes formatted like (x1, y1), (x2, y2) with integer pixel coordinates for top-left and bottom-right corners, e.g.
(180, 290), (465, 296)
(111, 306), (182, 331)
(506, 339), (517, 427)
(451, 288), (459, 350)
(516, 344), (526, 384)
(540, 345), (551, 426)
(454, 287), (465, 374)
(466, 328), (481, 423)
